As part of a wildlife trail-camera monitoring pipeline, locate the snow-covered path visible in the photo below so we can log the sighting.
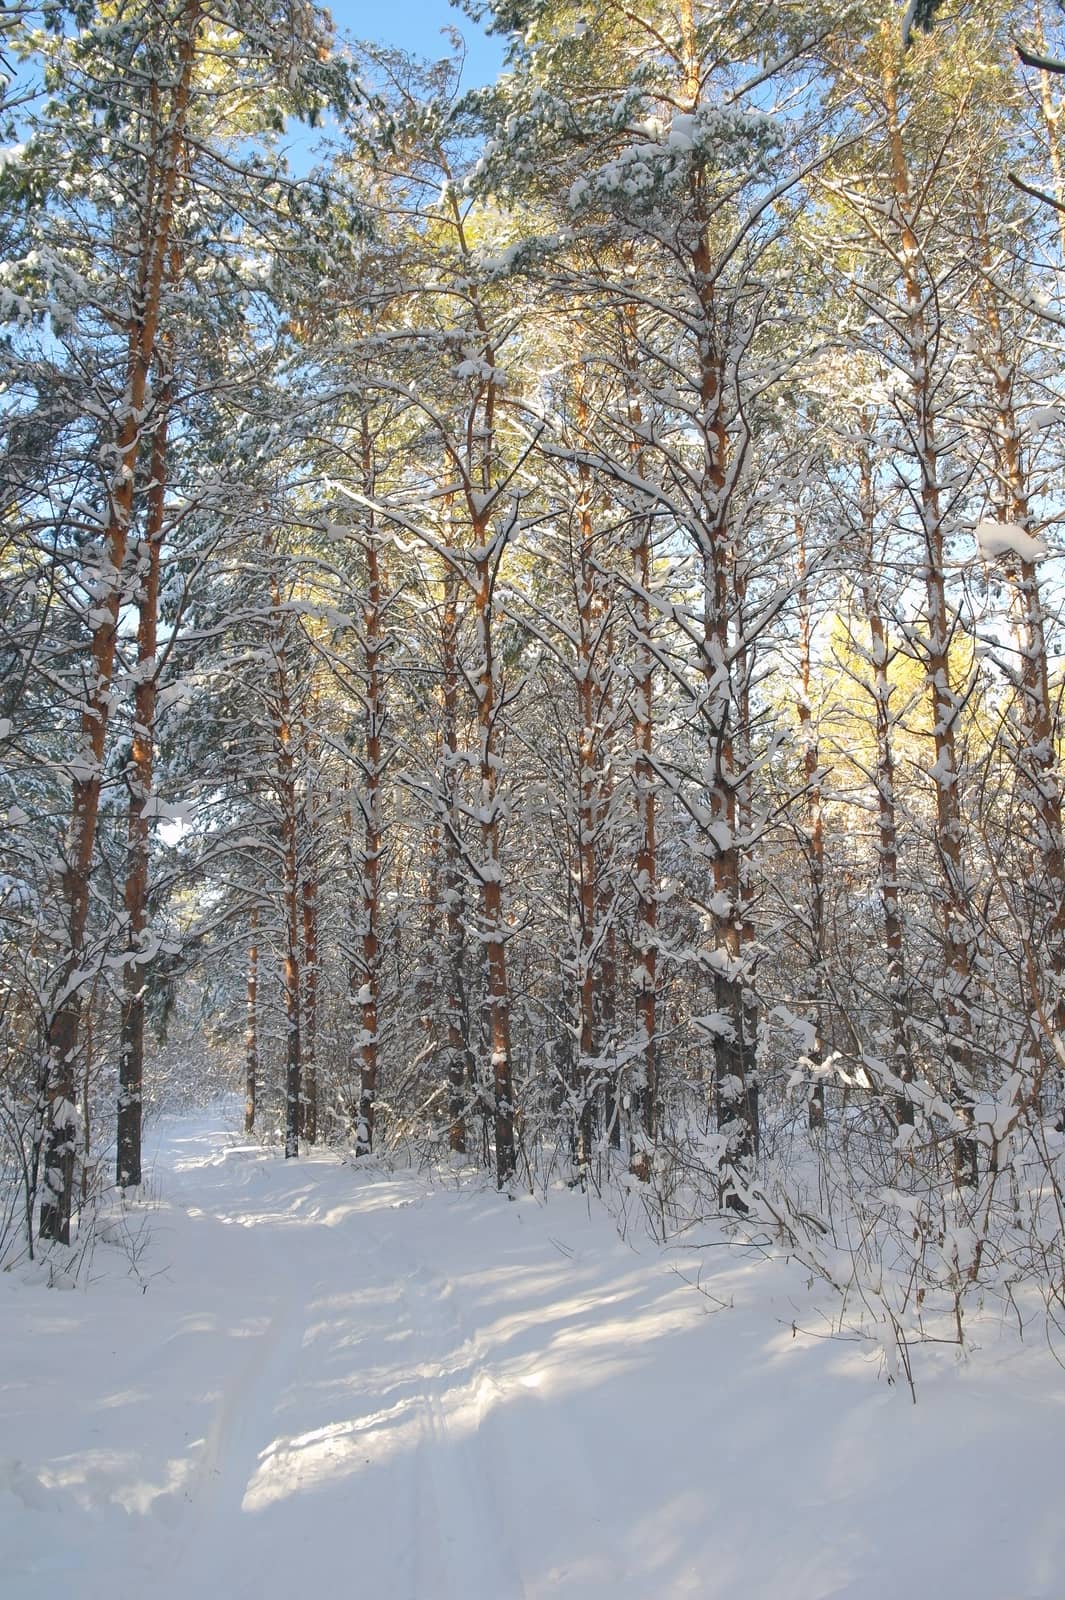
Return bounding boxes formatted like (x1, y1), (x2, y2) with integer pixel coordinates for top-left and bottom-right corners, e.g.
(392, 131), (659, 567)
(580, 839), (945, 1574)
(2, 1108), (1063, 1599)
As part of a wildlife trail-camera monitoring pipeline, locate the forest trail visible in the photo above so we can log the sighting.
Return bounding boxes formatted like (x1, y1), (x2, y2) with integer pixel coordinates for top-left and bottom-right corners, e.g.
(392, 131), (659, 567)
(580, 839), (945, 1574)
(2, 1106), (1062, 1600)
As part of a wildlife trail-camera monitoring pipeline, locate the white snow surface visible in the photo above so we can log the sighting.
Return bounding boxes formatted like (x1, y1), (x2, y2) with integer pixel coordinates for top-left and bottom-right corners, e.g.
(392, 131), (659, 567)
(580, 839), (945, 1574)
(2, 1106), (1063, 1599)
(975, 519), (1050, 563)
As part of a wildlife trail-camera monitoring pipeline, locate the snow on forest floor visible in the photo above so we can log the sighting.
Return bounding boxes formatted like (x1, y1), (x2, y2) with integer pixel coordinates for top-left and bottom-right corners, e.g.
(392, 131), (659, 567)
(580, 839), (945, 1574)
(2, 1106), (1063, 1600)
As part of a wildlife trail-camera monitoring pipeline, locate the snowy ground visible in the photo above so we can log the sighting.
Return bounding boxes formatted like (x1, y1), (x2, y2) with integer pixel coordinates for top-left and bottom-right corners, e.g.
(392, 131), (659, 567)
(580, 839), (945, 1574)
(1, 1107), (1062, 1600)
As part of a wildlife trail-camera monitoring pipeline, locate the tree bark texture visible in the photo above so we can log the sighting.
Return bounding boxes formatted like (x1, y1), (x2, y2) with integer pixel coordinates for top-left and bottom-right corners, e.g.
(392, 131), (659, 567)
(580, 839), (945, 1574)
(884, 51), (977, 1186)
(41, 0), (201, 1241)
(245, 905), (258, 1136)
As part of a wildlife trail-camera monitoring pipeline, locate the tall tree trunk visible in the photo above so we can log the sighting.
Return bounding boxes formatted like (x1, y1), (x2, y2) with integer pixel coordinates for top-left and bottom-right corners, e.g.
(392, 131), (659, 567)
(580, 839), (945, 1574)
(597, 617), (622, 1150)
(601, 925), (621, 1148)
(282, 865), (302, 1164)
(40, 0), (201, 1242)
(472, 535), (516, 1187)
(970, 189), (1065, 1054)
(671, 2), (762, 1193)
(796, 522), (827, 1131)
(857, 422), (913, 1123)
(630, 514), (658, 1184)
(885, 50), (976, 1185)
(356, 521), (385, 1158)
(573, 393), (604, 1172)
(301, 874), (318, 1144)
(620, 284), (658, 1183)
(81, 986), (96, 1203)
(116, 372), (170, 1189)
(269, 572), (302, 1161)
(439, 185), (516, 1185)
(440, 560), (471, 1156)
(688, 226), (758, 1201)
(245, 905), (258, 1136)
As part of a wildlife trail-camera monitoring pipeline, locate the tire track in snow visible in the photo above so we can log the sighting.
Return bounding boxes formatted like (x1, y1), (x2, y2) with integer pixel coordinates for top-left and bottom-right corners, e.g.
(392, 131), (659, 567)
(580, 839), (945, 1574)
(157, 1169), (427, 1600)
(369, 1208), (624, 1599)
(148, 1124), (629, 1598)
(150, 1201), (312, 1598)
(383, 1203), (626, 1593)
(398, 1259), (528, 1600)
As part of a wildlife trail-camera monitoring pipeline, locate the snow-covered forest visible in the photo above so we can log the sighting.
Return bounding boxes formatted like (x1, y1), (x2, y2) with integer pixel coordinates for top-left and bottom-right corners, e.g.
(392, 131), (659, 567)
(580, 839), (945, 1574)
(6, 0), (1065, 1513)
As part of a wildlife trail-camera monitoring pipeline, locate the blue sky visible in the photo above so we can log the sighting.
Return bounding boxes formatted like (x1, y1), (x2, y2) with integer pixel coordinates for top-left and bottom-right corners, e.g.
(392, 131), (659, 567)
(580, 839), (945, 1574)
(327, 0), (506, 86)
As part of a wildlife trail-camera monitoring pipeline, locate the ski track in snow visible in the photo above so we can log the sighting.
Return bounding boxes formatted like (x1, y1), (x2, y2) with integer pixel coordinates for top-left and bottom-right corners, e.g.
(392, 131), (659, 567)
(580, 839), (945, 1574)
(2, 1103), (1065, 1599)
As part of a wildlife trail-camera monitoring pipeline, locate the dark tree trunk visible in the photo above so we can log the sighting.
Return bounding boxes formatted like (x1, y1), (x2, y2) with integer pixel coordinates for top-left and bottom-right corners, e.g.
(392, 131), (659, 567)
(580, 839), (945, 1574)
(117, 374), (170, 1189)
(40, 0), (201, 1243)
(441, 560), (471, 1157)
(885, 57), (976, 1185)
(245, 905), (258, 1136)
(269, 572), (302, 1162)
(301, 876), (318, 1144)
(796, 523), (827, 1133)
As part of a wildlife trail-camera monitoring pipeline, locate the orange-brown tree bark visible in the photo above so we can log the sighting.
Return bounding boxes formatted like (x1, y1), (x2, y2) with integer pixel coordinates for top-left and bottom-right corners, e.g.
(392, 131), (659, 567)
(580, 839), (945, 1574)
(116, 379), (170, 1189)
(969, 191), (1065, 1038)
(245, 905), (259, 1136)
(40, 0), (201, 1241)
(884, 50), (977, 1185)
